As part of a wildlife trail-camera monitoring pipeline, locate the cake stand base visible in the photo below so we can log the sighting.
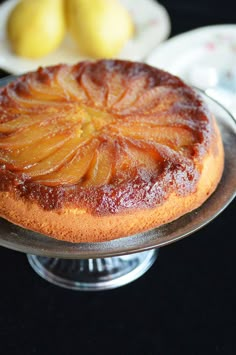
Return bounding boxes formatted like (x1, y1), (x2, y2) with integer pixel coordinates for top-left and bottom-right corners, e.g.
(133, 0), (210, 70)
(27, 249), (158, 291)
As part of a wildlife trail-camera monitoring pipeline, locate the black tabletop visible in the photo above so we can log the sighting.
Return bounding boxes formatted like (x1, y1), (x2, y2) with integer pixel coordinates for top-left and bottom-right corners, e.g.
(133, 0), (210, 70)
(0, 1), (236, 354)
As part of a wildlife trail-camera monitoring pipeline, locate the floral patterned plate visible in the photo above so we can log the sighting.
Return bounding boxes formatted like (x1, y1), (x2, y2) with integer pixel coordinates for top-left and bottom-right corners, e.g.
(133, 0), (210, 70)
(146, 24), (236, 119)
(0, 0), (171, 75)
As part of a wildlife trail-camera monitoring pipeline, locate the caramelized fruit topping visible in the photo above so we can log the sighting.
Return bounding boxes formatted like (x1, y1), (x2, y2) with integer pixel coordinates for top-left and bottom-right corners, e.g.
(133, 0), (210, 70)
(0, 60), (213, 214)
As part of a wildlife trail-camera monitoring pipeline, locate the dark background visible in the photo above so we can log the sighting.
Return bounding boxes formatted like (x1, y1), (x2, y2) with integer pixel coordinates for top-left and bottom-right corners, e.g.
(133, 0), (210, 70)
(0, 0), (236, 354)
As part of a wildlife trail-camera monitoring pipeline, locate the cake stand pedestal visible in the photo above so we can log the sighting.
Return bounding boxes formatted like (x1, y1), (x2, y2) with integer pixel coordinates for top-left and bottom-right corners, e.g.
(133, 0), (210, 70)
(0, 90), (235, 291)
(27, 249), (158, 291)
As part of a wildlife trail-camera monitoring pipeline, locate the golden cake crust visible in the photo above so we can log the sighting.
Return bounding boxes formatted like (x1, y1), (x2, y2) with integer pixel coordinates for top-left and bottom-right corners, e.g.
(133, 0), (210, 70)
(0, 60), (224, 242)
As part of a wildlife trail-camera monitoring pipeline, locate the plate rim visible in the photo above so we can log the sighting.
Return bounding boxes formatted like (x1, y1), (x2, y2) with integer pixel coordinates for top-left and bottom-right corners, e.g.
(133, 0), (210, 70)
(146, 23), (236, 70)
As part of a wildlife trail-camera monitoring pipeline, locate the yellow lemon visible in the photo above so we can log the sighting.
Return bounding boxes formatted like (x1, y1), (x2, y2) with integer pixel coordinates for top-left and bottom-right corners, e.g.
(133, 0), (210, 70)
(66, 0), (134, 58)
(7, 0), (66, 59)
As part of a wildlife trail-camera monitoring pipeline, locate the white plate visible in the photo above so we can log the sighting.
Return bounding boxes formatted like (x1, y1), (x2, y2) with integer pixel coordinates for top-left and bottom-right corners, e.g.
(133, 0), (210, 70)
(0, 0), (171, 75)
(146, 24), (236, 118)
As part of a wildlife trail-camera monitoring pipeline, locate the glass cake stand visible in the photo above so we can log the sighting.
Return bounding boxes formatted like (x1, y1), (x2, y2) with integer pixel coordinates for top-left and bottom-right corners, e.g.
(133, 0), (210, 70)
(0, 78), (235, 290)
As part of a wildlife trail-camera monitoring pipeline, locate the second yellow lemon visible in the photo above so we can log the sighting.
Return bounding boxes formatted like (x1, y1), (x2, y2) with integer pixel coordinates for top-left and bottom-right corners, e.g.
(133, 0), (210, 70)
(65, 0), (134, 58)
